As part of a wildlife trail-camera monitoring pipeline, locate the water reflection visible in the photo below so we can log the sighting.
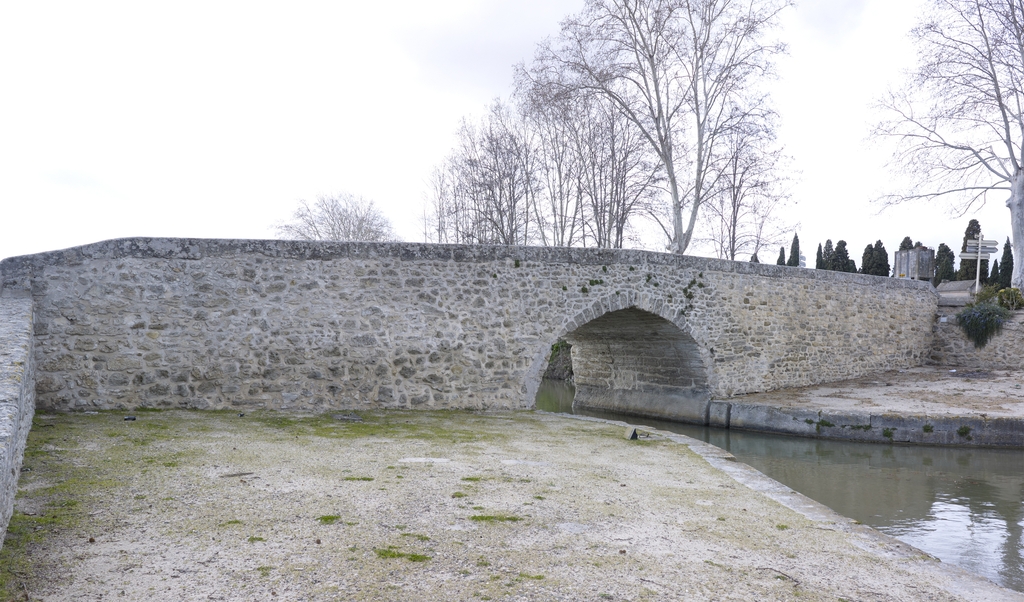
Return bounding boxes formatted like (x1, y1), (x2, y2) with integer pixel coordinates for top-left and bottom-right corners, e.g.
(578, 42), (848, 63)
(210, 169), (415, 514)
(535, 378), (1024, 591)
(535, 377), (577, 413)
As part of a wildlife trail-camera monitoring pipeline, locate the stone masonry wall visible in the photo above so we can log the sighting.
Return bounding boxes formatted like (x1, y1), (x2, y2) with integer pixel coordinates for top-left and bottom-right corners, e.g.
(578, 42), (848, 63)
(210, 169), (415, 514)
(930, 306), (1024, 369)
(0, 291), (36, 548)
(0, 238), (938, 413)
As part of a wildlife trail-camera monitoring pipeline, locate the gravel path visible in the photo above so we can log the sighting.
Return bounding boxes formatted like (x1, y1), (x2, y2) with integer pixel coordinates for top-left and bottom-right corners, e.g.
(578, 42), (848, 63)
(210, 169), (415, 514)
(3, 409), (1019, 601)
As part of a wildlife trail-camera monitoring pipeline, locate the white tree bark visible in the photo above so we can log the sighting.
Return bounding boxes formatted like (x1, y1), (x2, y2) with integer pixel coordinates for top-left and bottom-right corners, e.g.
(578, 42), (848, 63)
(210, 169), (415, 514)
(1009, 171), (1024, 287)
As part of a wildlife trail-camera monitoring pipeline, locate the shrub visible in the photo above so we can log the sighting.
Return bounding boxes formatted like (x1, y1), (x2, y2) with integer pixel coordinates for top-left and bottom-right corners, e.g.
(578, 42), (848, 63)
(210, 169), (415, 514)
(974, 284), (1001, 305)
(997, 287), (1024, 310)
(956, 302), (1011, 348)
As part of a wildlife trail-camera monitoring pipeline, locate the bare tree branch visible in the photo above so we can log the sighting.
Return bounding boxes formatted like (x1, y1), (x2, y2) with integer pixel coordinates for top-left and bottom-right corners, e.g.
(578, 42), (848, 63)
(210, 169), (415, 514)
(877, 0), (1024, 286)
(277, 194), (397, 242)
(532, 0), (790, 253)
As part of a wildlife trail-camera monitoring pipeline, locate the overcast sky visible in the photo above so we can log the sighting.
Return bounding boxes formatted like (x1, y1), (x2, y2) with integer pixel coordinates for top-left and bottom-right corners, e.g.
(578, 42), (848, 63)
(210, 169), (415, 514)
(0, 0), (1012, 267)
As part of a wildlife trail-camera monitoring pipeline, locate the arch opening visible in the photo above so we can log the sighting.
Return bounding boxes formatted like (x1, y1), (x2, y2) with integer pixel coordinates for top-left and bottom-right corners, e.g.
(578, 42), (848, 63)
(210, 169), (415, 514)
(564, 307), (710, 423)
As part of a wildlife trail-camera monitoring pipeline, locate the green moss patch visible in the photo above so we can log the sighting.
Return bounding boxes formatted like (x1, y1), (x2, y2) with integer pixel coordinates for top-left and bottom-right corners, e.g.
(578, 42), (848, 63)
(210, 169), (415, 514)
(374, 547), (431, 562)
(469, 514), (522, 523)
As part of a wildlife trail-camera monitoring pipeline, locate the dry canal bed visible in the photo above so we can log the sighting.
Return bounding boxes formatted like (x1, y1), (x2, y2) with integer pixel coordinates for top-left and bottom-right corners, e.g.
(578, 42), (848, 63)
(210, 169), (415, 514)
(2, 410), (1018, 601)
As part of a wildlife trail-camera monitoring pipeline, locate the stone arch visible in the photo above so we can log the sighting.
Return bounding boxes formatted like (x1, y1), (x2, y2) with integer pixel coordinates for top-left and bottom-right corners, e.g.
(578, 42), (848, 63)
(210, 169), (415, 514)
(526, 293), (712, 423)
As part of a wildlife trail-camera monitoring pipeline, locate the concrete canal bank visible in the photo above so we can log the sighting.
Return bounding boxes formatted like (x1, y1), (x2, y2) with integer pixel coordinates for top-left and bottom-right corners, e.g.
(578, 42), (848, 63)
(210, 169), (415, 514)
(722, 367), (1024, 446)
(3, 409), (1020, 601)
(578, 367), (1024, 447)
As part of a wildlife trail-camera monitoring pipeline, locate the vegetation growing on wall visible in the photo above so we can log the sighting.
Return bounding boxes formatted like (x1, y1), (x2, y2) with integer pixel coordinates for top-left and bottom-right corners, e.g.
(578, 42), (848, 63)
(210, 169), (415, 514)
(544, 341), (573, 381)
(956, 302), (1011, 348)
(997, 288), (1024, 310)
(972, 282), (1024, 311)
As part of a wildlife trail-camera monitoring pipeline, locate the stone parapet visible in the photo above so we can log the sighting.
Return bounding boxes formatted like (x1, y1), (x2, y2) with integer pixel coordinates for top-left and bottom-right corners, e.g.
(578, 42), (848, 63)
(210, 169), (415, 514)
(0, 291), (35, 548)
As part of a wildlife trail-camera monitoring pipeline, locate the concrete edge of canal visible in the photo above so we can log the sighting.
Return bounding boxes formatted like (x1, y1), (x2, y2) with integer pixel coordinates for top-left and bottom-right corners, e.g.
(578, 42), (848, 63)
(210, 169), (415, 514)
(717, 401), (1024, 447)
(553, 411), (1024, 602)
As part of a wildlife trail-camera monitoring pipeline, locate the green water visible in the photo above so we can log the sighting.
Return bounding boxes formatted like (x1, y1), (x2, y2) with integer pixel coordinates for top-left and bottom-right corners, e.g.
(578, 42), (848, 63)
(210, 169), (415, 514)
(536, 378), (1024, 592)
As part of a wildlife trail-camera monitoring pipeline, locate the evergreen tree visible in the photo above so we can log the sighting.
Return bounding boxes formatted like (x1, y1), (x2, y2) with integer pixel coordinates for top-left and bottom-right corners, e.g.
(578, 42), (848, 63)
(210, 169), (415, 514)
(750, 252), (760, 263)
(860, 244), (875, 275)
(899, 236), (914, 251)
(933, 243), (956, 285)
(847, 258), (857, 272)
(861, 240), (890, 276)
(873, 240), (890, 277)
(776, 246), (786, 265)
(787, 234), (801, 267)
(822, 240), (834, 270)
(815, 243), (823, 269)
(1000, 237), (1014, 288)
(831, 240), (851, 272)
(957, 219), (988, 281)
(990, 259), (1000, 284)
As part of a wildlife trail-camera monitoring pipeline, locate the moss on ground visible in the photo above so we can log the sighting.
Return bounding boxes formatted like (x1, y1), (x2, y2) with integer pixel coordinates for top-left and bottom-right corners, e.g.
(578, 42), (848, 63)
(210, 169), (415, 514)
(0, 415), (104, 598)
(0, 408), (966, 601)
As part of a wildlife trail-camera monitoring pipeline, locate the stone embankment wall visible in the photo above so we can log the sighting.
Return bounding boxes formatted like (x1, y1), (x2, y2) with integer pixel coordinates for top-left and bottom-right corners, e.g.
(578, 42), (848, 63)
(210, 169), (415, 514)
(0, 238), (938, 414)
(930, 307), (1024, 369)
(0, 292), (35, 546)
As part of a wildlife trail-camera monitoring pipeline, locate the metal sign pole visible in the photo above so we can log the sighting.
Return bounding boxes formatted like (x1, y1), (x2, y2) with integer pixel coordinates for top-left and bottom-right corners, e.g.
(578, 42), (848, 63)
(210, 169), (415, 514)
(965, 237), (998, 295)
(975, 235), (983, 296)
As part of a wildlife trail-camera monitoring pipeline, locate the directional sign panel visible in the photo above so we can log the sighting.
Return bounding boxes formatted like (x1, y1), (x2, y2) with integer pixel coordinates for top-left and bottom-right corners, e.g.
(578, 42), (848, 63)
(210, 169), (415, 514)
(966, 239), (999, 251)
(966, 239), (999, 253)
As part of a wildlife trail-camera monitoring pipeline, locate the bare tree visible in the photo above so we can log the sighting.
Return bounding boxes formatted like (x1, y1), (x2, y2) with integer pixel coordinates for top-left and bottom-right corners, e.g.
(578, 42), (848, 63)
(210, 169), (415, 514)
(517, 71), (661, 248)
(277, 194), (396, 242)
(573, 97), (662, 248)
(425, 101), (542, 246)
(700, 105), (791, 260)
(877, 0), (1024, 287)
(532, 0), (789, 253)
(430, 86), (663, 249)
(517, 88), (587, 247)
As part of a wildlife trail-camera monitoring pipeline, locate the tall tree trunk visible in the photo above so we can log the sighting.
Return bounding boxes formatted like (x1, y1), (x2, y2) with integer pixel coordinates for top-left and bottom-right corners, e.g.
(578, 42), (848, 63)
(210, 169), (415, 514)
(665, 153), (684, 254)
(1009, 171), (1024, 288)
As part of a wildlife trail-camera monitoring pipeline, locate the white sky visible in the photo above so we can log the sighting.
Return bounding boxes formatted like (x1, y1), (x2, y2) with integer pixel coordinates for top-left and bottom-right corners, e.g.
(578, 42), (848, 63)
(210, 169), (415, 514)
(0, 0), (1013, 267)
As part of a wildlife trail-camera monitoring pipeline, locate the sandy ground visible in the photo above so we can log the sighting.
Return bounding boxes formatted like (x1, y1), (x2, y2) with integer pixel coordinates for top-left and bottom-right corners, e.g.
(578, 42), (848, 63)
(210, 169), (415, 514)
(735, 367), (1024, 418)
(2, 409), (1019, 602)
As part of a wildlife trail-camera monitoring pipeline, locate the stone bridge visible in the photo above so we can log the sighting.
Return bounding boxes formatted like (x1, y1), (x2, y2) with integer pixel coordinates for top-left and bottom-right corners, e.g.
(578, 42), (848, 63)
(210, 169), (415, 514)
(0, 238), (942, 543)
(2, 238), (937, 421)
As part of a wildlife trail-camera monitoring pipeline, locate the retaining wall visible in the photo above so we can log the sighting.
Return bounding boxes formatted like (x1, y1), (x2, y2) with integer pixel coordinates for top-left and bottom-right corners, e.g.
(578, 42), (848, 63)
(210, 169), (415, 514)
(0, 291), (35, 548)
(930, 307), (1024, 369)
(709, 400), (1022, 447)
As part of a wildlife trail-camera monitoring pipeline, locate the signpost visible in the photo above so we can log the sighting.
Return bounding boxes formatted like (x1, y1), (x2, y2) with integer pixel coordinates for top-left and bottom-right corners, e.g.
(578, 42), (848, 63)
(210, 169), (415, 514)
(965, 236), (999, 295)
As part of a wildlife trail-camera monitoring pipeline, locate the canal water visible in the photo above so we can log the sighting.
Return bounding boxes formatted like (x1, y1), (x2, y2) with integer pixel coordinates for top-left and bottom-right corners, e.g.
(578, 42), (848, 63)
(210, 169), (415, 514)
(536, 379), (1024, 592)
